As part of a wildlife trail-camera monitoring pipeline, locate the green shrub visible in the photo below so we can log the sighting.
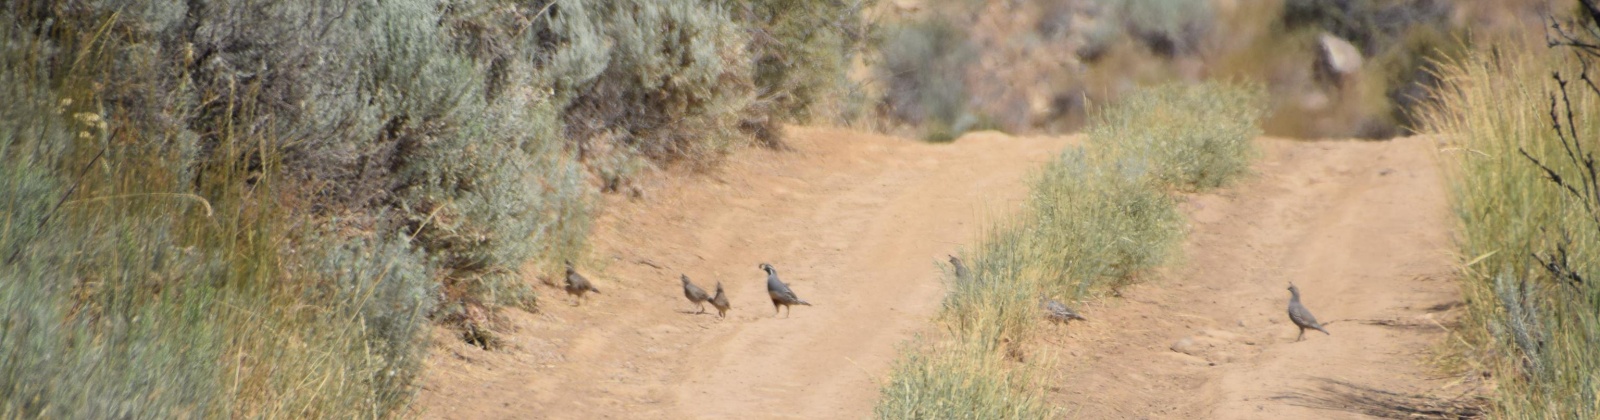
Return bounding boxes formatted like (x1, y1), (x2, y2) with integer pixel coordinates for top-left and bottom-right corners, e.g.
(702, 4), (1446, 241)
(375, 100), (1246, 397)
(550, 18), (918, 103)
(0, 1), (577, 415)
(1088, 82), (1266, 191)
(318, 235), (439, 413)
(549, 0), (754, 164)
(875, 336), (1054, 420)
(0, 0), (866, 415)
(878, 16), (980, 141)
(0, 21), (427, 416)
(0, 56), (224, 417)
(1029, 150), (1187, 289)
(737, 0), (874, 123)
(1422, 37), (1600, 418)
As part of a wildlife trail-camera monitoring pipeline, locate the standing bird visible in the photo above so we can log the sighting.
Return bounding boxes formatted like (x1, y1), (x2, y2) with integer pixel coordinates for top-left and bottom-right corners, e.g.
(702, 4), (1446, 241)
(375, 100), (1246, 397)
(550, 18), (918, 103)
(563, 260), (600, 305)
(681, 274), (712, 314)
(948, 255), (971, 281)
(1041, 295), (1088, 325)
(709, 281), (732, 319)
(1287, 282), (1330, 341)
(761, 263), (811, 317)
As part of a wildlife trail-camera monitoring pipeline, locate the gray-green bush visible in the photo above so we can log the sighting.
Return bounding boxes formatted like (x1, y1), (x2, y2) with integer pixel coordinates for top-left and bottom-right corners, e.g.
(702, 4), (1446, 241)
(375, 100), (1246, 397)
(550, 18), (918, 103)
(2, 0), (864, 415)
(878, 16), (981, 141)
(875, 336), (1054, 419)
(737, 0), (874, 123)
(1087, 82), (1266, 191)
(0, 18), (435, 416)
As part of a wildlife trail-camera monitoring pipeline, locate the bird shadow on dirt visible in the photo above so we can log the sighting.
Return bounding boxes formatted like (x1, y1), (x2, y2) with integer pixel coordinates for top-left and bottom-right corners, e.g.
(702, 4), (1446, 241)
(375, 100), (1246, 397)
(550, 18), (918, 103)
(1270, 377), (1486, 419)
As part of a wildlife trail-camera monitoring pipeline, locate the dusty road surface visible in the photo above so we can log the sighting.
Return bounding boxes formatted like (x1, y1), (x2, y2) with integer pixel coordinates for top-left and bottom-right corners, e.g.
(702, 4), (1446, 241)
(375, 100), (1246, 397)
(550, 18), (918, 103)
(414, 129), (1464, 419)
(415, 127), (1074, 419)
(1044, 137), (1468, 419)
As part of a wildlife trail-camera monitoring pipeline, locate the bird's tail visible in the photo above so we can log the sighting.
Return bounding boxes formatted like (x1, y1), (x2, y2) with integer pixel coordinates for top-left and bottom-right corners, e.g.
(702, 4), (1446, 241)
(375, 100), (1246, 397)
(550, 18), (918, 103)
(591, 287), (602, 294)
(795, 299), (812, 306)
(1315, 325), (1329, 335)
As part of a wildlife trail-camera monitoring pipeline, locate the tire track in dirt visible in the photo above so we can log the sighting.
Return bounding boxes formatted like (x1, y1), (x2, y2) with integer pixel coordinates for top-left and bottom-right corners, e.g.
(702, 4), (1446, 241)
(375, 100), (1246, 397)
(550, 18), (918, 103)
(414, 128), (1073, 419)
(1046, 137), (1464, 419)
(415, 133), (1462, 419)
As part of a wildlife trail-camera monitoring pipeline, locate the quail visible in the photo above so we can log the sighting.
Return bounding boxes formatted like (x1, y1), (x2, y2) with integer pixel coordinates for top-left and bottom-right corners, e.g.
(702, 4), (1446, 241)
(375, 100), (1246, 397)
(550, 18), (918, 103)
(761, 263), (811, 317)
(1041, 295), (1088, 325)
(564, 260), (600, 305)
(681, 274), (712, 314)
(709, 281), (732, 319)
(948, 255), (971, 281)
(1287, 282), (1330, 341)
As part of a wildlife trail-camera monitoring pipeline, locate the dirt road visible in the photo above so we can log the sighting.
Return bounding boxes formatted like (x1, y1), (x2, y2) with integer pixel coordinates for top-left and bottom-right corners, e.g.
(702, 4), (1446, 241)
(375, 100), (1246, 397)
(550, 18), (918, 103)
(1047, 137), (1465, 418)
(415, 128), (1072, 419)
(414, 129), (1463, 419)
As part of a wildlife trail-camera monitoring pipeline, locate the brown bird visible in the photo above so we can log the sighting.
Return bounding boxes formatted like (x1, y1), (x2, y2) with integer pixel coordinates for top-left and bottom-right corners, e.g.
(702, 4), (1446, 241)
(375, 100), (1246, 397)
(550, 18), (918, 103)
(709, 281), (732, 319)
(564, 260), (600, 305)
(762, 263), (811, 317)
(1287, 282), (1330, 341)
(681, 274), (711, 314)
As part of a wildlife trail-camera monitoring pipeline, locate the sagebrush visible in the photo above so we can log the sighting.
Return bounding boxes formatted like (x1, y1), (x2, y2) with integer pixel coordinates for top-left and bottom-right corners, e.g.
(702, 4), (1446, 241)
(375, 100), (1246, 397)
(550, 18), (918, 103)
(0, 0), (862, 415)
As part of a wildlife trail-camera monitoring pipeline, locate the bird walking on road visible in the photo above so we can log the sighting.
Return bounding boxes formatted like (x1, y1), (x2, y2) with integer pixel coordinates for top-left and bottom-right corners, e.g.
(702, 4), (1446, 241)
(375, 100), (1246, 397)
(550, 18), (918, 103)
(710, 281), (732, 319)
(1041, 295), (1087, 325)
(761, 263), (811, 317)
(948, 255), (971, 281)
(681, 274), (712, 314)
(564, 260), (600, 305)
(1287, 282), (1330, 341)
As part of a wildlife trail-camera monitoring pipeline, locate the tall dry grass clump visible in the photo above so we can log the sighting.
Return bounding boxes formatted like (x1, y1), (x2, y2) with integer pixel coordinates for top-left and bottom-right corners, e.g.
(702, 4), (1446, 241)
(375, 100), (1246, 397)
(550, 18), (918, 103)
(1087, 82), (1266, 191)
(0, 15), (436, 416)
(1422, 29), (1600, 418)
(874, 81), (1263, 419)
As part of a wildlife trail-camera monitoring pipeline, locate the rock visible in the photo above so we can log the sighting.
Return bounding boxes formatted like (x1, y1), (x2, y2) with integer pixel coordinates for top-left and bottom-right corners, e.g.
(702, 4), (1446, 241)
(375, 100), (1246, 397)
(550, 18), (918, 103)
(1171, 337), (1202, 356)
(1318, 33), (1363, 76)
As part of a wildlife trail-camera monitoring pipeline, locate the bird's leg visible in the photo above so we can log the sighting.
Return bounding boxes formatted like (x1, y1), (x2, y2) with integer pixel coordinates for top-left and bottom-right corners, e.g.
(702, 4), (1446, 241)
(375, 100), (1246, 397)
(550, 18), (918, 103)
(697, 303), (705, 314)
(1295, 328), (1305, 342)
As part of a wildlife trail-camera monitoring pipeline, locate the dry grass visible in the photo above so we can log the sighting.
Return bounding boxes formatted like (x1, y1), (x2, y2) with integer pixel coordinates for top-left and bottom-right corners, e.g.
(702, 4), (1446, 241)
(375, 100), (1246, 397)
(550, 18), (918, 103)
(1422, 33), (1600, 418)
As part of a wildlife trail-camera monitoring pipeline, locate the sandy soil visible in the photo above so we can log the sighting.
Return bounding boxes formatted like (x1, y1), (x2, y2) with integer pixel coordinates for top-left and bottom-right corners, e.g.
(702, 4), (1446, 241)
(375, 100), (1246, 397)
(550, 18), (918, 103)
(413, 128), (1465, 419)
(1045, 137), (1470, 419)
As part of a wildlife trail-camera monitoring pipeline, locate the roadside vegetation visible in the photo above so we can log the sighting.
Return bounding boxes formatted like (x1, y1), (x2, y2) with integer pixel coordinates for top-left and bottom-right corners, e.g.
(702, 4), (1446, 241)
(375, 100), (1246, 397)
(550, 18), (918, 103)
(874, 81), (1265, 419)
(0, 0), (866, 416)
(1423, 8), (1600, 417)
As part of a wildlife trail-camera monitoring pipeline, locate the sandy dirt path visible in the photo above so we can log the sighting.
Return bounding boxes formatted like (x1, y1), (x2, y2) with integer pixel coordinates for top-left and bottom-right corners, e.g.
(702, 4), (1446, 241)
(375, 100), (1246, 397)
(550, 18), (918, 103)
(414, 128), (1073, 419)
(1046, 136), (1465, 419)
(414, 130), (1463, 419)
